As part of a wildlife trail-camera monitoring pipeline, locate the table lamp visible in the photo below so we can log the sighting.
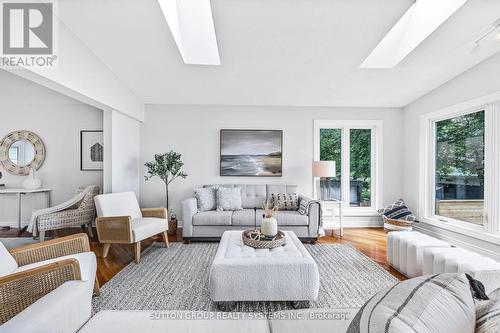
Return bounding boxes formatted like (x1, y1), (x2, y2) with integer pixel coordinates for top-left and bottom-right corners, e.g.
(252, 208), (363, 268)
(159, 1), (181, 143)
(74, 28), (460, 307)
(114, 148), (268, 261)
(312, 161), (336, 200)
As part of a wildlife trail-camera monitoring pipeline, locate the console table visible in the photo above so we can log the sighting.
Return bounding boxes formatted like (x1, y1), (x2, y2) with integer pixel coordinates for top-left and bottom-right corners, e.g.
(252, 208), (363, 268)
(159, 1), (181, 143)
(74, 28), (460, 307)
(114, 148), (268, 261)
(0, 188), (51, 236)
(321, 199), (343, 238)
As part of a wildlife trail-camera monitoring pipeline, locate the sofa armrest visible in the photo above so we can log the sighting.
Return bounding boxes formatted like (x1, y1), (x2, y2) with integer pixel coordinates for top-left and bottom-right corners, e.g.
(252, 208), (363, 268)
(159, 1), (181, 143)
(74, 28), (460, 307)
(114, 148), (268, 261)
(182, 198), (198, 238)
(9, 233), (90, 266)
(141, 207), (167, 219)
(300, 196), (320, 237)
(96, 216), (133, 244)
(0, 259), (81, 324)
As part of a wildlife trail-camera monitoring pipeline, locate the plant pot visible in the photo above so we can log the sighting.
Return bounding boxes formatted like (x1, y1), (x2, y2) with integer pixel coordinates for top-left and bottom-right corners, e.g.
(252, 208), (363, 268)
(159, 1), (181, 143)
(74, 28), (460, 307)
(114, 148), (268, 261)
(261, 217), (278, 237)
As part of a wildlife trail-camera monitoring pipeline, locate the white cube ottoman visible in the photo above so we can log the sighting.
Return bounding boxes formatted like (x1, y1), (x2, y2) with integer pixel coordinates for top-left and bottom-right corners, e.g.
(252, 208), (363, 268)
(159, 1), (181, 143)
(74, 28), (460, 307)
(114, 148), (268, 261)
(209, 231), (319, 309)
(423, 247), (500, 275)
(387, 231), (450, 277)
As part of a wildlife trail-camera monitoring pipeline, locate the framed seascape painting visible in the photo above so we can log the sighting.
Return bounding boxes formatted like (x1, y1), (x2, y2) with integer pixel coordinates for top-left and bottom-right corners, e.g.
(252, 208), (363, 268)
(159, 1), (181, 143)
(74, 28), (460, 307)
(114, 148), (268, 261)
(220, 129), (282, 177)
(80, 130), (104, 171)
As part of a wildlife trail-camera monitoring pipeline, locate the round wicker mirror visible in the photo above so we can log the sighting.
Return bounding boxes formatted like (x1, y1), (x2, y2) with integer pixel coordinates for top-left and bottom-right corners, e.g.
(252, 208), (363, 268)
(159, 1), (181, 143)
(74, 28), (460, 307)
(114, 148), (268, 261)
(0, 130), (46, 176)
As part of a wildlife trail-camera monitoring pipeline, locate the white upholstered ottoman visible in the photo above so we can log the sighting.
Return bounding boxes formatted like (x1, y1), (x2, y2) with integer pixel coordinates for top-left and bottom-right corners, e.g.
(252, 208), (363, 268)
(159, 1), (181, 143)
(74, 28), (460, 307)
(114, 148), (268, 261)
(209, 231), (319, 310)
(422, 247), (500, 275)
(387, 231), (450, 277)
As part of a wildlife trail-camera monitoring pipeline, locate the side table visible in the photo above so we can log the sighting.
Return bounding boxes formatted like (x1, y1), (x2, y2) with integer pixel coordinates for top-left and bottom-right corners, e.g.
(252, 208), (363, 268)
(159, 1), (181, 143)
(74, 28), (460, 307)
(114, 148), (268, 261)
(321, 199), (343, 238)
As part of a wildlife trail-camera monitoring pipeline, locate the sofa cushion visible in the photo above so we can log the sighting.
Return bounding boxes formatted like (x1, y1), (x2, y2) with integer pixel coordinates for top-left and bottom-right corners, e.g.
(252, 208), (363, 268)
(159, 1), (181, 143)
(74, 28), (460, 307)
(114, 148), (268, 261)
(346, 273), (476, 333)
(216, 187), (243, 211)
(193, 211), (233, 226)
(238, 184), (266, 209)
(194, 187), (217, 212)
(274, 211), (309, 226)
(0, 241), (18, 277)
(131, 217), (169, 241)
(94, 192), (142, 219)
(232, 209), (261, 226)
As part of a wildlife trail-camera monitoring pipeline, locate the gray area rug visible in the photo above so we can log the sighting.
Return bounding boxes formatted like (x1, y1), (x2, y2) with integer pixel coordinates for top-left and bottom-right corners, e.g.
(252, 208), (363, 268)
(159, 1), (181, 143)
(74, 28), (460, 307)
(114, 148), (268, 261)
(93, 242), (398, 313)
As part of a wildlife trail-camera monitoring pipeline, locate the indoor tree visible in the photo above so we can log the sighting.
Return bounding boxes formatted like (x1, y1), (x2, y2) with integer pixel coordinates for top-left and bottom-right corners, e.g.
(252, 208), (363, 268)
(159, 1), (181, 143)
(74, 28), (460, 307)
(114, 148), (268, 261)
(144, 151), (188, 214)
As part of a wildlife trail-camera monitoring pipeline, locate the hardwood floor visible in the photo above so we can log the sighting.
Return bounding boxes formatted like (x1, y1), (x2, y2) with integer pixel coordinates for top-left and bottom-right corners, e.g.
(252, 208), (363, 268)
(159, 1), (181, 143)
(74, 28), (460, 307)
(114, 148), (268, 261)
(0, 227), (406, 286)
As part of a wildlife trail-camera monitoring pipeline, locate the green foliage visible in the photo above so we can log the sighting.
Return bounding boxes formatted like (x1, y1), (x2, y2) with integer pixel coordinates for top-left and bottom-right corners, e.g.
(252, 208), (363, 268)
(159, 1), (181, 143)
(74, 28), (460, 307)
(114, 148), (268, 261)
(436, 111), (484, 180)
(319, 129), (341, 178)
(144, 151), (187, 209)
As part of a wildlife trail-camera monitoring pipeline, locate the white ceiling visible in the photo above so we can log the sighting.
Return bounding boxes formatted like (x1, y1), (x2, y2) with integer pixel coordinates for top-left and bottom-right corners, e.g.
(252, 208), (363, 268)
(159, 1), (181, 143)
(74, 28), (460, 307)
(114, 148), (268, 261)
(57, 0), (500, 108)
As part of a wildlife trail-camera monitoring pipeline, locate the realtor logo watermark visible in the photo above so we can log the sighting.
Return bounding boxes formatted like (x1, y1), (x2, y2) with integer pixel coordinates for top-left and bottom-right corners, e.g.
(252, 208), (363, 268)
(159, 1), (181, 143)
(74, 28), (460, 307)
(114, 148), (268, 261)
(1, 0), (57, 68)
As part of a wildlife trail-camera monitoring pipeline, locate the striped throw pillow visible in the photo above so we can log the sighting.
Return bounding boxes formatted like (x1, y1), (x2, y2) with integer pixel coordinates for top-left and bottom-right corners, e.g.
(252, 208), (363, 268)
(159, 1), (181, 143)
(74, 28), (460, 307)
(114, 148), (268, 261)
(475, 297), (500, 333)
(377, 199), (417, 221)
(271, 193), (299, 211)
(347, 273), (476, 333)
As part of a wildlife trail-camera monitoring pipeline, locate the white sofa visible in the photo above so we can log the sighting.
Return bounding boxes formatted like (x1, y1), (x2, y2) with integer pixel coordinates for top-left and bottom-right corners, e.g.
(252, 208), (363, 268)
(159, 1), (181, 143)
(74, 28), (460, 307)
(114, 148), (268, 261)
(182, 184), (320, 242)
(0, 234), (97, 333)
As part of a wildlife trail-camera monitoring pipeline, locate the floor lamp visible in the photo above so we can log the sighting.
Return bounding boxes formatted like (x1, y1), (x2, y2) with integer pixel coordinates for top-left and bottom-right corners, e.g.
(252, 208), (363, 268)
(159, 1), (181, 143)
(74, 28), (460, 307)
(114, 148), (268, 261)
(312, 161), (336, 200)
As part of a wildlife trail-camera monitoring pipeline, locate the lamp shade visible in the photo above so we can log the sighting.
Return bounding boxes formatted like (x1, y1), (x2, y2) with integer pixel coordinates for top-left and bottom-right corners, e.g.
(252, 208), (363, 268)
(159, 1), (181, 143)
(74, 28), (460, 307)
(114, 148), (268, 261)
(312, 161), (336, 178)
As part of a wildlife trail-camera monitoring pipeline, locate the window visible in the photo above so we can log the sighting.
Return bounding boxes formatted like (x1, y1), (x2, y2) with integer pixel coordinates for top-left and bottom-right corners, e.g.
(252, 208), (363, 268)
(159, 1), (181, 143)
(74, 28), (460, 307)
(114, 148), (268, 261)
(314, 120), (382, 213)
(435, 111), (485, 225)
(420, 101), (500, 237)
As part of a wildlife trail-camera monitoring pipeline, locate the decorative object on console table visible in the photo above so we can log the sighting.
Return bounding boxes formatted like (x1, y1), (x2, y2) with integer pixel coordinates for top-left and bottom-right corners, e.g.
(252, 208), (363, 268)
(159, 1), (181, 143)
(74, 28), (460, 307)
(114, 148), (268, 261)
(261, 199), (279, 237)
(22, 168), (42, 190)
(220, 129), (282, 177)
(144, 151), (188, 216)
(80, 130), (103, 171)
(312, 161), (335, 200)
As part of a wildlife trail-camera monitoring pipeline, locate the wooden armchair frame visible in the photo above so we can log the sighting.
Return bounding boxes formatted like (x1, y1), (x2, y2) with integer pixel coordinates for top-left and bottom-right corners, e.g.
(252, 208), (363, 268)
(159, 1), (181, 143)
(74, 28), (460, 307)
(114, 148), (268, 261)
(0, 233), (98, 324)
(96, 207), (169, 264)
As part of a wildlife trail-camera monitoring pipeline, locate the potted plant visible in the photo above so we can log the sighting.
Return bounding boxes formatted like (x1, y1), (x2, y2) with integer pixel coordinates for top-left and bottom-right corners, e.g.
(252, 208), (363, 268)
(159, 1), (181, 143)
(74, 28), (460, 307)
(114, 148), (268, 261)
(144, 151), (188, 215)
(261, 200), (280, 237)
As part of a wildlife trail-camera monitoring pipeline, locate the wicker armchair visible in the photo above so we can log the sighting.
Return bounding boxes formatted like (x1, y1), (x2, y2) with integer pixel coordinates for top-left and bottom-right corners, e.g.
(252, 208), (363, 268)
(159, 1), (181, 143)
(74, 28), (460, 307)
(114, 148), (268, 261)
(29, 185), (100, 242)
(0, 233), (99, 325)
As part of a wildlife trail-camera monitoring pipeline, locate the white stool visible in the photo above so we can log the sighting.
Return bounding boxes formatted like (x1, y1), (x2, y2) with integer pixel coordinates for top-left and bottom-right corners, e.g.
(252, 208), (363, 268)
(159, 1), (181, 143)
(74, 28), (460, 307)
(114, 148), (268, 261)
(423, 247), (500, 275)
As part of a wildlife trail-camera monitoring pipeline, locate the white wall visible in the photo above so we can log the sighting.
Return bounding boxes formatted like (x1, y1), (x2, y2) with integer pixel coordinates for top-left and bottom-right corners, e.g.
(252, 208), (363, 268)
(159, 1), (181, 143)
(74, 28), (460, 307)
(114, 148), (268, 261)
(0, 71), (103, 227)
(403, 53), (500, 257)
(141, 105), (404, 225)
(106, 110), (141, 197)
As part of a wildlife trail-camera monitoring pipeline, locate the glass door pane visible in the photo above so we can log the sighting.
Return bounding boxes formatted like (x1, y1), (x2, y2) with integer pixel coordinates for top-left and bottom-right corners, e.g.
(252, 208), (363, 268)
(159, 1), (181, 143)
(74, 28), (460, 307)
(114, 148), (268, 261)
(435, 111), (485, 225)
(319, 129), (341, 200)
(350, 129), (371, 207)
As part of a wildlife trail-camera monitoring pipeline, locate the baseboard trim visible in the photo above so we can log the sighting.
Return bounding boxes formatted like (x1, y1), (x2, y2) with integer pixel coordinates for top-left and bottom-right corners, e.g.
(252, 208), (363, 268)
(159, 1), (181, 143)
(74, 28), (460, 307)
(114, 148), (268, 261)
(414, 223), (500, 261)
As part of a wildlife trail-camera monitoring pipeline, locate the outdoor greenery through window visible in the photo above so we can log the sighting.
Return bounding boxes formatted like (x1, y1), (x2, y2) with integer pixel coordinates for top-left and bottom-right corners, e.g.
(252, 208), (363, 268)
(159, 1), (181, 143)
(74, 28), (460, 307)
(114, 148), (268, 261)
(435, 110), (485, 225)
(319, 129), (341, 201)
(350, 129), (371, 207)
(319, 127), (372, 207)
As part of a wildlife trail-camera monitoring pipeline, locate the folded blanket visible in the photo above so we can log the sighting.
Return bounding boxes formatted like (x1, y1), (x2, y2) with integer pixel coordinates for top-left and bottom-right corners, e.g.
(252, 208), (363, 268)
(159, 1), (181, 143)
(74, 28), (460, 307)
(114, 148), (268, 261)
(298, 197), (323, 234)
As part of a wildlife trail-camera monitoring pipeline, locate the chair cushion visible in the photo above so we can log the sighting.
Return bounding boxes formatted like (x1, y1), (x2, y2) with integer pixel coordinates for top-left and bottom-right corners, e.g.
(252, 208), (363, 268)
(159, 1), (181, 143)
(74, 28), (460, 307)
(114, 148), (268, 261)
(131, 217), (169, 242)
(192, 211), (233, 226)
(94, 192), (142, 219)
(232, 209), (258, 226)
(274, 211), (309, 226)
(0, 241), (18, 277)
(14, 252), (97, 282)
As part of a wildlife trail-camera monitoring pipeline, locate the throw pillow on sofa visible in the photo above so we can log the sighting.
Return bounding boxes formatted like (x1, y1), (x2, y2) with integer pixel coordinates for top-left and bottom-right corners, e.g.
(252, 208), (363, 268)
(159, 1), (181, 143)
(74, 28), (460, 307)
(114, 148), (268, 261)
(271, 193), (299, 211)
(377, 198), (417, 221)
(194, 187), (217, 212)
(216, 187), (243, 211)
(347, 273), (476, 333)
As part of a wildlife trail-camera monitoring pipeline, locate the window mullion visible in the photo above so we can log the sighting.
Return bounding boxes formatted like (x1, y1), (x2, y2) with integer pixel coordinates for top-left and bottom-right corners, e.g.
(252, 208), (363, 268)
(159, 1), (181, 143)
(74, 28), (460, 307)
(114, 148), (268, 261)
(341, 127), (350, 209)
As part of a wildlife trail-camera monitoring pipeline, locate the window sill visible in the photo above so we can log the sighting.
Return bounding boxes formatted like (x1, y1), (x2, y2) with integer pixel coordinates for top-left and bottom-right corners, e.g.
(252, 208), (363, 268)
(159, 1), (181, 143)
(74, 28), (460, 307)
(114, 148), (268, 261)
(420, 217), (500, 246)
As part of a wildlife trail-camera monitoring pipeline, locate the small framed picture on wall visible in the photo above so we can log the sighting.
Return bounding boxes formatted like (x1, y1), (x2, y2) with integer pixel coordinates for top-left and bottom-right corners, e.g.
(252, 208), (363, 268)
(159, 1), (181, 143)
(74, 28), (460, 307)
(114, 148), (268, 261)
(80, 130), (103, 171)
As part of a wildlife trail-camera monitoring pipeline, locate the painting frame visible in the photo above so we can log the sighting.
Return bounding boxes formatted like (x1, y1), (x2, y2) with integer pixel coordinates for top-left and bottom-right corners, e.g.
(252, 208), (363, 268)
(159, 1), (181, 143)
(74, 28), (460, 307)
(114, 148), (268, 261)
(220, 129), (283, 177)
(80, 130), (104, 171)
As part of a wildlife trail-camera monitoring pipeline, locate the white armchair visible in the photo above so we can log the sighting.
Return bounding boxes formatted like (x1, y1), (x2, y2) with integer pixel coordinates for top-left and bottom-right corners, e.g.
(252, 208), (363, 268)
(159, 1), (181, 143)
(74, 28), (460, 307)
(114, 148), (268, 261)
(94, 192), (169, 263)
(0, 234), (98, 333)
